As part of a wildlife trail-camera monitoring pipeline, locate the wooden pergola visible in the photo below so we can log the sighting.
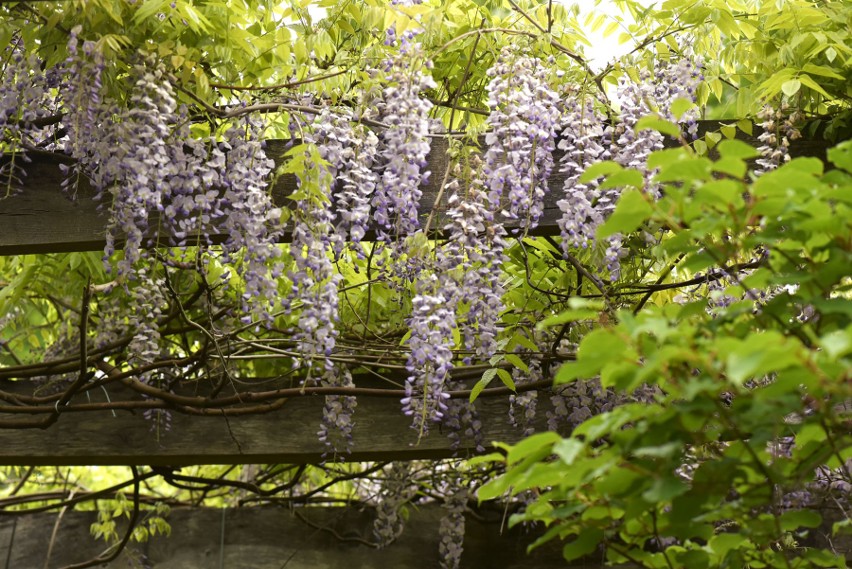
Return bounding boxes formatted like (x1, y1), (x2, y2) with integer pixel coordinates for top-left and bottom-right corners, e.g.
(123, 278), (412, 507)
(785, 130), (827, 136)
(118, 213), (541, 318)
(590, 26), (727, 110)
(0, 124), (840, 567)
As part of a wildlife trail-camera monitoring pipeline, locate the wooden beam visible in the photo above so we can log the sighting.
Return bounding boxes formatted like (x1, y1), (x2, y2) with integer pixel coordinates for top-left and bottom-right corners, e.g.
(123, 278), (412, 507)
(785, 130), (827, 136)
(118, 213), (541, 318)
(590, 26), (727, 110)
(0, 378), (557, 466)
(3, 504), (846, 569)
(0, 123), (833, 255)
(0, 506), (578, 569)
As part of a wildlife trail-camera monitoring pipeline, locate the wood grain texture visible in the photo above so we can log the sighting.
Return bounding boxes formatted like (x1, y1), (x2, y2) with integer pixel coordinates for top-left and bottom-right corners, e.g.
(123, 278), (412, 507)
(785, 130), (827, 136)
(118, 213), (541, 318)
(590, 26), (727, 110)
(2, 505), (846, 569)
(0, 506), (582, 569)
(0, 378), (559, 466)
(0, 123), (834, 255)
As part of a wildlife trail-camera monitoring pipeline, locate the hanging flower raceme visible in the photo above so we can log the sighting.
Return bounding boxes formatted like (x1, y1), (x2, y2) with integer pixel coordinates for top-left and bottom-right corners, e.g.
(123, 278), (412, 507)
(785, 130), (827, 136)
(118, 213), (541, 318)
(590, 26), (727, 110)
(484, 48), (561, 231)
(317, 364), (357, 455)
(372, 28), (436, 241)
(402, 273), (457, 436)
(595, 49), (704, 279)
(101, 56), (178, 277)
(755, 105), (801, 175)
(508, 355), (543, 437)
(161, 108), (227, 245)
(439, 168), (507, 364)
(438, 485), (469, 569)
(220, 115), (284, 326)
(60, 27), (105, 198)
(286, 128), (342, 377)
(127, 270), (167, 385)
(1, 40), (54, 196)
(310, 108), (380, 257)
(556, 93), (609, 254)
(373, 462), (416, 547)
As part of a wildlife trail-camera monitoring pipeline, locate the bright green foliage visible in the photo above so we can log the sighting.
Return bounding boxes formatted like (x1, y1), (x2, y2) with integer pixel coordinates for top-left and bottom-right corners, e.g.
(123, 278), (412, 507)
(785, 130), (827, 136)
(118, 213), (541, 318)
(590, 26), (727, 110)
(479, 139), (852, 568)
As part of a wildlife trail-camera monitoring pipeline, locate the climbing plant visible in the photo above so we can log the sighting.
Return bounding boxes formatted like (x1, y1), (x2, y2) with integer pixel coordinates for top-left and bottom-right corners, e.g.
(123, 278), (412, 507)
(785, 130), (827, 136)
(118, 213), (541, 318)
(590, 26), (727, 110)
(0, 0), (850, 567)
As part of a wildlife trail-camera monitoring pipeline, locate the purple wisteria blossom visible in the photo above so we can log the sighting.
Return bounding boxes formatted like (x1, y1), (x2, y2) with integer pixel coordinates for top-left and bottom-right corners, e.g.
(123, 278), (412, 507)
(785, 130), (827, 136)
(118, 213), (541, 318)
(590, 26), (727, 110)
(484, 48), (561, 231)
(102, 57), (178, 277)
(402, 273), (456, 435)
(309, 108), (380, 257)
(755, 105), (801, 175)
(556, 92), (609, 253)
(127, 270), (167, 385)
(61, 27), (105, 198)
(317, 365), (357, 456)
(1, 40), (54, 195)
(509, 356), (542, 436)
(556, 50), (703, 279)
(220, 116), (284, 326)
(373, 462), (416, 547)
(161, 109), (227, 245)
(372, 28), (436, 241)
(438, 486), (468, 569)
(611, 50), (704, 186)
(438, 170), (507, 364)
(286, 138), (342, 377)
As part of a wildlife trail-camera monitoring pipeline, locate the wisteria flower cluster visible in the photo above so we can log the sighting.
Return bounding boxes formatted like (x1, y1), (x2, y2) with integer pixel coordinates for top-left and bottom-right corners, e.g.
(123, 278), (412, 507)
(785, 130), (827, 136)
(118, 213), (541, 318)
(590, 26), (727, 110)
(372, 28), (436, 241)
(438, 485), (468, 569)
(60, 27), (105, 198)
(1, 41), (56, 196)
(438, 167), (507, 364)
(61, 39), (284, 324)
(402, 273), (457, 435)
(286, 132), (342, 375)
(317, 365), (358, 455)
(403, 158), (511, 440)
(556, 50), (704, 279)
(508, 355), (542, 437)
(127, 270), (167, 384)
(556, 92), (610, 253)
(219, 115), (284, 325)
(484, 47), (561, 231)
(373, 462), (416, 547)
(309, 108), (380, 255)
(105, 57), (179, 277)
(755, 104), (802, 175)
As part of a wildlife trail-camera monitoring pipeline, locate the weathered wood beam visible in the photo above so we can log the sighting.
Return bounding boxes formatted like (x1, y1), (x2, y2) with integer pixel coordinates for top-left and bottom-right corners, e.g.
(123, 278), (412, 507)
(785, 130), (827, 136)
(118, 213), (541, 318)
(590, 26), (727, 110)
(0, 122), (833, 255)
(0, 378), (556, 466)
(0, 506), (576, 569)
(2, 504), (846, 569)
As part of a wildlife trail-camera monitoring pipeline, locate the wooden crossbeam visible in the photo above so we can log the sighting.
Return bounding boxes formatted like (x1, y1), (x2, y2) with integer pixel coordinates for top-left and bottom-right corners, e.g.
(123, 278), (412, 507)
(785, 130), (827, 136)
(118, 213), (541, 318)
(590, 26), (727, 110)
(0, 378), (555, 466)
(0, 506), (574, 569)
(0, 123), (833, 255)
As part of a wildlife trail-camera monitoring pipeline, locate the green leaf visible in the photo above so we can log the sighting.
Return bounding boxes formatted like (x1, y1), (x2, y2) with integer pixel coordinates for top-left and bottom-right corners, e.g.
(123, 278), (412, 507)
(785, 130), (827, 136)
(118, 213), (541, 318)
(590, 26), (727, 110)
(705, 131), (722, 148)
(828, 140), (852, 173)
(562, 528), (604, 561)
(670, 97), (695, 120)
(597, 189), (653, 238)
(781, 78), (801, 97)
(598, 169), (644, 190)
(579, 161), (622, 183)
(718, 139), (759, 160)
(720, 124), (737, 140)
(554, 359), (603, 384)
(470, 368), (498, 402)
(798, 74), (832, 98)
(553, 438), (584, 465)
(504, 353), (530, 373)
(737, 119), (753, 136)
(635, 116), (681, 138)
(779, 510), (822, 531)
(495, 368), (516, 391)
(801, 63), (845, 80)
(539, 298), (605, 328)
(642, 475), (689, 501)
(506, 431), (561, 465)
